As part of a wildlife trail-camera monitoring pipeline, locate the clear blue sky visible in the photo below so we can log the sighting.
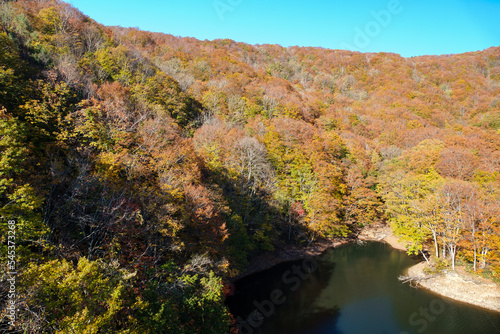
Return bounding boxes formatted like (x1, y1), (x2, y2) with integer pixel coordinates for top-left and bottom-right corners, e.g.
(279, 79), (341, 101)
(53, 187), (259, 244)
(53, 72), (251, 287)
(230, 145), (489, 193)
(68, 0), (500, 57)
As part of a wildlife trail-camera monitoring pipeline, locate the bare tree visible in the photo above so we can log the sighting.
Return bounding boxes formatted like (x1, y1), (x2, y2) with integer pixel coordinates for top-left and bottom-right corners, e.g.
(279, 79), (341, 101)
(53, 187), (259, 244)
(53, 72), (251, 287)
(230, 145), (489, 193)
(81, 24), (104, 53)
(233, 136), (274, 193)
(439, 181), (476, 270)
(54, 53), (80, 87)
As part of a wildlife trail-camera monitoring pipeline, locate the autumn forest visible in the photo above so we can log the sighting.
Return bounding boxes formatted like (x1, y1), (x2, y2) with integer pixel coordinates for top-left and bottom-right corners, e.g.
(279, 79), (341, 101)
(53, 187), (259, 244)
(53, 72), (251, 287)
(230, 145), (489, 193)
(0, 0), (499, 332)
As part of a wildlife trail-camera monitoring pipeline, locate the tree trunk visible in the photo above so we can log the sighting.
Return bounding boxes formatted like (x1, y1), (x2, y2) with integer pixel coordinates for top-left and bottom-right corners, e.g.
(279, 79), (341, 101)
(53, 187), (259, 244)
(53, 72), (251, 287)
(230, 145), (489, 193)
(472, 228), (477, 272)
(450, 244), (456, 270)
(473, 247), (477, 272)
(480, 248), (488, 269)
(432, 231), (439, 258)
(421, 249), (431, 267)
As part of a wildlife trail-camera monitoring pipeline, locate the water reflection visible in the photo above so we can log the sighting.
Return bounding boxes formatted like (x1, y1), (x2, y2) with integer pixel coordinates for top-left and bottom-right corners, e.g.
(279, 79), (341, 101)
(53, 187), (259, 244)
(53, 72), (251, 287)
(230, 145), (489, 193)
(227, 242), (500, 334)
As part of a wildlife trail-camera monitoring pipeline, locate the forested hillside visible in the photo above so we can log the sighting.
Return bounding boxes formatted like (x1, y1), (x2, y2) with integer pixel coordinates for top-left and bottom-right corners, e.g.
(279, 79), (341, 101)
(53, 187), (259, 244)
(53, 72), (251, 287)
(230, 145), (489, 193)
(0, 0), (499, 332)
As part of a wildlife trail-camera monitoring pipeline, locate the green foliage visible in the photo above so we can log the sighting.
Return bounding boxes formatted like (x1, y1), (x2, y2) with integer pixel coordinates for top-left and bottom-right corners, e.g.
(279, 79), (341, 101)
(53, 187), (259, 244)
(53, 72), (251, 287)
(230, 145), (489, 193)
(477, 111), (500, 130)
(23, 80), (77, 141)
(423, 257), (450, 274)
(19, 258), (232, 334)
(38, 7), (62, 35)
(382, 169), (445, 255)
(178, 272), (232, 333)
(70, 103), (115, 150)
(0, 2), (32, 42)
(132, 270), (232, 334)
(19, 258), (133, 333)
(0, 31), (35, 115)
(0, 116), (49, 264)
(133, 72), (201, 128)
(224, 214), (252, 269)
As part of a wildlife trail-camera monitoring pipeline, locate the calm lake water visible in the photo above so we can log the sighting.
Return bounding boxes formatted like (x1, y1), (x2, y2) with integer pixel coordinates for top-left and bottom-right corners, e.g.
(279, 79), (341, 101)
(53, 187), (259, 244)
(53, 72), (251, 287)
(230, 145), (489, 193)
(226, 242), (500, 334)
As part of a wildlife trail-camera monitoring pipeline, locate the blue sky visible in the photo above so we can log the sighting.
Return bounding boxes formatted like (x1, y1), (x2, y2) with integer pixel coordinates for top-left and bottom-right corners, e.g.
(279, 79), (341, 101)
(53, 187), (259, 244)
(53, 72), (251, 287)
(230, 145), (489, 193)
(68, 0), (500, 57)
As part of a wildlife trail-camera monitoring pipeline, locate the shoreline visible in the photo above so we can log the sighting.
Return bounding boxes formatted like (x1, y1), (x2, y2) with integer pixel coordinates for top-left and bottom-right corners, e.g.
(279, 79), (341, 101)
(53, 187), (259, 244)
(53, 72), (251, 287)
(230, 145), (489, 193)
(357, 223), (408, 251)
(231, 223), (500, 313)
(231, 237), (350, 282)
(360, 224), (500, 313)
(405, 262), (500, 313)
(232, 223), (399, 282)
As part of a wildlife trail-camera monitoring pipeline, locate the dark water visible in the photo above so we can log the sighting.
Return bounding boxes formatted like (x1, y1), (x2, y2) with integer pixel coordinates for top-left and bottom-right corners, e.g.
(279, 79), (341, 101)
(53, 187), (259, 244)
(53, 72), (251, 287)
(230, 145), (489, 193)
(226, 242), (500, 334)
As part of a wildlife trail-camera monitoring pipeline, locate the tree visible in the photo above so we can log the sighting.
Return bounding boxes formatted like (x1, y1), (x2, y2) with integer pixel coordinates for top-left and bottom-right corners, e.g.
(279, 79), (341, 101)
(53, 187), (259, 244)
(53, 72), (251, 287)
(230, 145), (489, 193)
(437, 146), (478, 180)
(382, 169), (444, 264)
(18, 258), (133, 333)
(438, 180), (474, 270)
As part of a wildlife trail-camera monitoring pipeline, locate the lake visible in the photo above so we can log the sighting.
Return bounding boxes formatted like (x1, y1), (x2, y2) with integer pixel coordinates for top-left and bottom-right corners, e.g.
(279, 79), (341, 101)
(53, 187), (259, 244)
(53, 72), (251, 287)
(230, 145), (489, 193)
(226, 241), (500, 334)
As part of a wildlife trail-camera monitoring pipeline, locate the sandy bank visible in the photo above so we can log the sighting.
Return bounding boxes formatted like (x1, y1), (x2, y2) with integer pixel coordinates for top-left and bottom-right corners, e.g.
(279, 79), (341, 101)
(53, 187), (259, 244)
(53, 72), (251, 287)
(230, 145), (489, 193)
(358, 223), (407, 251)
(363, 225), (500, 313)
(406, 262), (500, 313)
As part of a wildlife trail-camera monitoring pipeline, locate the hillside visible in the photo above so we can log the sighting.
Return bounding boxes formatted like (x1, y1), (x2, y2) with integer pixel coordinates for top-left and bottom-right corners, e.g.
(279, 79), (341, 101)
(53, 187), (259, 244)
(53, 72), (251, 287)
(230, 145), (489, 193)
(0, 0), (499, 332)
